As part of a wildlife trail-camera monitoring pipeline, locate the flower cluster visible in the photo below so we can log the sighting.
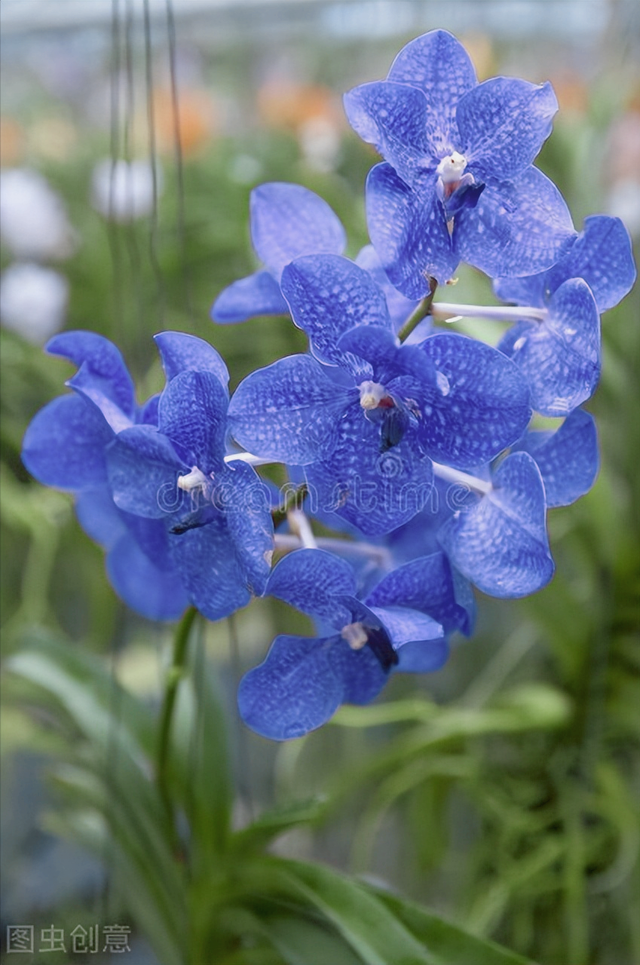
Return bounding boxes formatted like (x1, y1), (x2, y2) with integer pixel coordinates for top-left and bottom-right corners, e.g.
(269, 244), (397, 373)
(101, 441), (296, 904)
(23, 31), (635, 740)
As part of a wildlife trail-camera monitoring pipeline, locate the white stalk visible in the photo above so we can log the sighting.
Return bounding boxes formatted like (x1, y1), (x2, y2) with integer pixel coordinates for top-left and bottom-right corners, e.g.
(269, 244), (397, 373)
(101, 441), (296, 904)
(431, 302), (546, 323)
(432, 461), (492, 496)
(224, 451), (277, 467)
(287, 509), (318, 549)
(274, 533), (391, 565)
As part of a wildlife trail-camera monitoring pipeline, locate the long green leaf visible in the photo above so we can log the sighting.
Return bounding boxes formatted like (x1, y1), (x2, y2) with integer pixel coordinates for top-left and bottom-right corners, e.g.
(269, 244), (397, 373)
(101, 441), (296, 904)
(49, 765), (187, 964)
(46, 803), (185, 965)
(261, 915), (363, 965)
(231, 797), (328, 855)
(7, 634), (188, 961)
(244, 856), (440, 965)
(366, 886), (538, 965)
(170, 650), (232, 859)
(6, 631), (155, 757)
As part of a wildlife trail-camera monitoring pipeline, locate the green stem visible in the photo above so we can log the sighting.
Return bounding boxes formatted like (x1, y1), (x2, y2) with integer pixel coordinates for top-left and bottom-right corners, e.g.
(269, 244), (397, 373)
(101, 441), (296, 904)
(397, 276), (438, 343)
(271, 482), (308, 528)
(156, 605), (198, 846)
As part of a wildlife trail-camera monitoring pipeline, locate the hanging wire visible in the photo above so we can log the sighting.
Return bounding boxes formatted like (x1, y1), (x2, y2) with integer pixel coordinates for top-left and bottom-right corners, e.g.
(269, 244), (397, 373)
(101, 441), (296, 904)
(122, 0), (147, 363)
(165, 0), (194, 322)
(143, 0), (166, 326)
(107, 0), (125, 345)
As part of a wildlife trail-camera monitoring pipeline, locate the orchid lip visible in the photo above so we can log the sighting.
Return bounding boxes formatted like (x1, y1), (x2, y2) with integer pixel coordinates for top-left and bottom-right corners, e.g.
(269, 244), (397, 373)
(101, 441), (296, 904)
(359, 380), (388, 410)
(341, 621), (368, 650)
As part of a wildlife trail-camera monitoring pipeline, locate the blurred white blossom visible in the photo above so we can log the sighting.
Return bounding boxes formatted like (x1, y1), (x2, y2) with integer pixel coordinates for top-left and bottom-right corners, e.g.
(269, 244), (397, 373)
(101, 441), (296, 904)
(0, 168), (75, 260)
(0, 262), (69, 344)
(607, 180), (640, 238)
(91, 159), (163, 222)
(299, 117), (342, 173)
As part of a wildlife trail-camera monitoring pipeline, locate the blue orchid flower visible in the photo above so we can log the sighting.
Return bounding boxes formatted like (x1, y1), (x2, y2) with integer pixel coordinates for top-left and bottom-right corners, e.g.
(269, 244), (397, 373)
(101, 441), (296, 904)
(438, 451), (554, 598)
(22, 330), (273, 622)
(343, 29), (575, 295)
(210, 182), (347, 323)
(494, 215), (637, 314)
(20, 331), (189, 620)
(210, 181), (422, 334)
(238, 548), (466, 740)
(228, 255), (530, 535)
(497, 277), (600, 417)
(513, 407), (599, 508)
(76, 486), (190, 621)
(105, 335), (273, 622)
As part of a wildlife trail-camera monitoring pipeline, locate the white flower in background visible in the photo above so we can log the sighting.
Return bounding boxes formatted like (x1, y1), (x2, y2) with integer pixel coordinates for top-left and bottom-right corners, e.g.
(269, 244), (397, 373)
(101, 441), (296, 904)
(299, 117), (342, 173)
(91, 158), (163, 222)
(0, 169), (75, 260)
(0, 262), (69, 344)
(607, 180), (640, 238)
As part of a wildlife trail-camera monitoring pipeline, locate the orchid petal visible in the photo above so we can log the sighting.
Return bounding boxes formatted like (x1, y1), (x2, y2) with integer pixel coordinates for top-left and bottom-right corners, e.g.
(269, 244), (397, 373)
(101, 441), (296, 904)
(370, 604), (444, 647)
(169, 515), (251, 621)
(501, 278), (600, 416)
(418, 333), (531, 468)
(266, 549), (357, 626)
(107, 532), (188, 621)
(281, 254), (392, 366)
(515, 408), (599, 507)
(154, 331), (229, 390)
(46, 330), (135, 418)
(355, 244), (422, 334)
(438, 452), (554, 598)
(494, 215), (636, 314)
(238, 634), (345, 740)
(217, 460), (273, 595)
(106, 425), (184, 519)
(210, 270), (288, 324)
(304, 401), (433, 536)
(22, 394), (113, 491)
(251, 182), (346, 277)
(158, 370), (228, 472)
(366, 162), (457, 293)
(455, 168), (575, 278)
(366, 551), (475, 635)
(344, 81), (437, 187)
(459, 78), (558, 180)
(387, 29), (476, 152)
(228, 354), (350, 464)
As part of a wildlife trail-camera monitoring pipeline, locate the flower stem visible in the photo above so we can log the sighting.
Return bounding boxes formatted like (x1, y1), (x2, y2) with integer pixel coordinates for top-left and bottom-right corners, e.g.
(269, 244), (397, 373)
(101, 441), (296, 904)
(431, 301), (546, 323)
(156, 604), (198, 848)
(271, 483), (308, 528)
(397, 276), (438, 342)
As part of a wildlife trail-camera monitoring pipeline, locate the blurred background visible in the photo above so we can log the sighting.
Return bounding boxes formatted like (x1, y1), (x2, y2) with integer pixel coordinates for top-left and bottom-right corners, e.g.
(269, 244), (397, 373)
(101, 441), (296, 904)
(1, 1), (639, 963)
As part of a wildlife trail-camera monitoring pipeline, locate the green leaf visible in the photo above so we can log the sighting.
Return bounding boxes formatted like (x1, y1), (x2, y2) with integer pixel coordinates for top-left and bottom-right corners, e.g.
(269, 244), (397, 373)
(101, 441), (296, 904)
(49, 766), (187, 965)
(6, 629), (155, 757)
(245, 856), (440, 965)
(261, 915), (363, 965)
(6, 633), (189, 964)
(328, 688), (572, 807)
(365, 886), (538, 965)
(170, 646), (233, 858)
(231, 797), (328, 855)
